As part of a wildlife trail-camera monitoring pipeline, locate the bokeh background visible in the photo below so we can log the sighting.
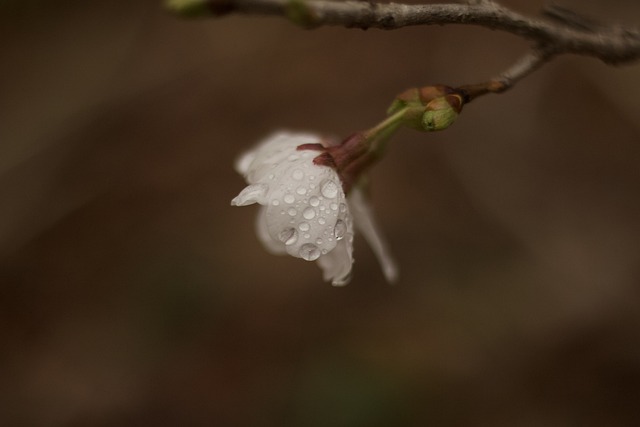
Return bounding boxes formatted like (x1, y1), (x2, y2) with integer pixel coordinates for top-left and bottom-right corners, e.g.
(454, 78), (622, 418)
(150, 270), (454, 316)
(2, 0), (640, 425)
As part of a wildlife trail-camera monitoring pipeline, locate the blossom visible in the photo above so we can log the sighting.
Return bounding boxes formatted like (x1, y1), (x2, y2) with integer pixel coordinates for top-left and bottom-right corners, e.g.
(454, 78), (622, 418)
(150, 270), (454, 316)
(231, 132), (397, 286)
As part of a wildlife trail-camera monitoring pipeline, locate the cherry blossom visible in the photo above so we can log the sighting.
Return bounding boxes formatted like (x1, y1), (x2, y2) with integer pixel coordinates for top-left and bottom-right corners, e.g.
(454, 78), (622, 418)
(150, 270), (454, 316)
(232, 132), (397, 286)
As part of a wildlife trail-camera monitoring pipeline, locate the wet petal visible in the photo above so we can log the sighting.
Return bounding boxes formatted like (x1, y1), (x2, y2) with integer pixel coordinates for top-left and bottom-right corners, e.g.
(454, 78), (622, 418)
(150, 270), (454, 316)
(240, 132), (320, 183)
(348, 186), (398, 283)
(317, 230), (354, 286)
(230, 183), (269, 206)
(263, 163), (342, 261)
(255, 206), (287, 254)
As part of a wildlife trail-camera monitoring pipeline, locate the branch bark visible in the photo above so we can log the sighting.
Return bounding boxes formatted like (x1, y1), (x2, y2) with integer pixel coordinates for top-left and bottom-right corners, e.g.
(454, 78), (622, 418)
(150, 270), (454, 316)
(167, 0), (640, 98)
(179, 0), (640, 64)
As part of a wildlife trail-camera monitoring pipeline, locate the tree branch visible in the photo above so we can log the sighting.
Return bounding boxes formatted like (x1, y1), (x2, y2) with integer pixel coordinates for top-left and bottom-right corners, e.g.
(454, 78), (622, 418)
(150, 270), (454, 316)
(167, 0), (640, 103)
(169, 0), (640, 65)
(458, 46), (555, 100)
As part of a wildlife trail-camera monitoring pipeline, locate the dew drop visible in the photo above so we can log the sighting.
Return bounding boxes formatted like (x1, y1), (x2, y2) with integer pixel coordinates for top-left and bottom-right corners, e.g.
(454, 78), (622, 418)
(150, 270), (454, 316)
(316, 238), (323, 245)
(303, 207), (316, 220)
(320, 180), (339, 198)
(287, 208), (297, 216)
(309, 196), (320, 207)
(299, 222), (310, 232)
(292, 169), (304, 180)
(334, 219), (347, 240)
(278, 228), (298, 246)
(330, 203), (338, 211)
(296, 186), (307, 195)
(284, 194), (295, 204)
(271, 200), (280, 206)
(304, 233), (310, 239)
(339, 203), (347, 213)
(299, 244), (321, 261)
(318, 217), (326, 225)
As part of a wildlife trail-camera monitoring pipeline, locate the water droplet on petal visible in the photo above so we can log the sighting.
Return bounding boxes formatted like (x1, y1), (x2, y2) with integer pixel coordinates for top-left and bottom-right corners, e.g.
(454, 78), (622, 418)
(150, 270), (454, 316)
(299, 222), (310, 232)
(271, 200), (280, 206)
(318, 217), (326, 225)
(309, 196), (320, 207)
(330, 203), (338, 211)
(299, 243), (321, 261)
(339, 203), (347, 213)
(287, 208), (297, 216)
(303, 207), (316, 220)
(278, 228), (298, 246)
(292, 169), (304, 180)
(334, 219), (347, 240)
(296, 186), (307, 195)
(320, 180), (339, 198)
(316, 238), (323, 245)
(284, 194), (295, 204)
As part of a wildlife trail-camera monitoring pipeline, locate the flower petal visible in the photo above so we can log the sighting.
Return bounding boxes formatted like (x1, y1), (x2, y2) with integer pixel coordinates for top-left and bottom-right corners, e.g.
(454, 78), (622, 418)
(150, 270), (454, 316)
(348, 186), (398, 283)
(262, 161), (344, 261)
(316, 229), (354, 286)
(255, 206), (287, 254)
(240, 132), (321, 183)
(230, 183), (269, 206)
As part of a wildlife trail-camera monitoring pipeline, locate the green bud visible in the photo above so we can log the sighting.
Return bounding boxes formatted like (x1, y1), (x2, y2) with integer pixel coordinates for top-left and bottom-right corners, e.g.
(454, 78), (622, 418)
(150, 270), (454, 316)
(421, 94), (463, 131)
(386, 98), (408, 116)
(386, 85), (466, 132)
(165, 0), (211, 17)
(165, 0), (235, 17)
(285, 0), (318, 28)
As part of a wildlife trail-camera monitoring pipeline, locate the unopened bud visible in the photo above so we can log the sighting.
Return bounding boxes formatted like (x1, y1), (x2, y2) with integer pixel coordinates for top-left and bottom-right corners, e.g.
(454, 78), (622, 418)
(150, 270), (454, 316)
(285, 0), (318, 28)
(165, 0), (234, 17)
(422, 94), (464, 131)
(387, 84), (466, 131)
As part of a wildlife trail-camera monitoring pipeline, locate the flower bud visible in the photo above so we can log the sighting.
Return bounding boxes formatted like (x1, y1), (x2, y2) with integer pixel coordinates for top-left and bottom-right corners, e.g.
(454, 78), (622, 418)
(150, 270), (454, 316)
(421, 93), (464, 132)
(387, 85), (465, 132)
(285, 0), (318, 28)
(165, 0), (234, 17)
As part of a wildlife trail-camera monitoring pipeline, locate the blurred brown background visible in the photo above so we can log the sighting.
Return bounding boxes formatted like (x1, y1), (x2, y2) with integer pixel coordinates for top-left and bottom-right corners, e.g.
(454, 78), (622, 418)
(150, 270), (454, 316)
(1, 0), (640, 425)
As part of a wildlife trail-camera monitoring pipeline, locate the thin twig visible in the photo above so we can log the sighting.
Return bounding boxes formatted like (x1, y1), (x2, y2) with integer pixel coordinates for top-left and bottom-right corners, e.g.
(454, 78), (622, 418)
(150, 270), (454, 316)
(459, 46), (555, 100)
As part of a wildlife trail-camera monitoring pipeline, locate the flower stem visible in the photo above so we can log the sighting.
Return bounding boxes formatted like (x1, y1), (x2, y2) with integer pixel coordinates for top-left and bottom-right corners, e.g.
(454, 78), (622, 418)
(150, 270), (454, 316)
(363, 107), (408, 154)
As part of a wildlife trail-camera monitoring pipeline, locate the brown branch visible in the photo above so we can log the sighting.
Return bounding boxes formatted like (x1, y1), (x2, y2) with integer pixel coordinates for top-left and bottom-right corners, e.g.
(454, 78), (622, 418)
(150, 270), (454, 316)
(167, 0), (640, 103)
(458, 46), (555, 101)
(168, 0), (640, 65)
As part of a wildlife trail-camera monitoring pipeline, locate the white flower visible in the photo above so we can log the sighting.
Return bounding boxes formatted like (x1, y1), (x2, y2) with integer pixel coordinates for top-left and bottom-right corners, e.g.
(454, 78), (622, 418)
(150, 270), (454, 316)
(231, 132), (398, 286)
